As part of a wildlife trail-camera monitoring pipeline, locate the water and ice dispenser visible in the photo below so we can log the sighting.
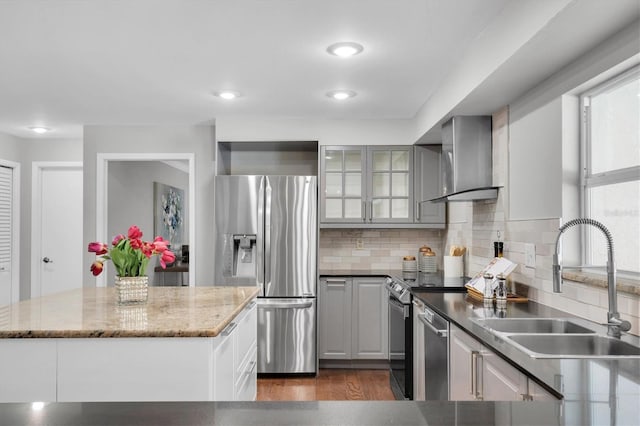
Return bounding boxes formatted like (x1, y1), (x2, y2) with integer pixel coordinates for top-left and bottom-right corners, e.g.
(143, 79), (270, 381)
(222, 234), (257, 279)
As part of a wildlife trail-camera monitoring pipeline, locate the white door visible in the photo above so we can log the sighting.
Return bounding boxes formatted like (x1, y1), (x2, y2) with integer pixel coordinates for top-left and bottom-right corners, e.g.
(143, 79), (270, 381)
(0, 162), (20, 306)
(32, 163), (83, 298)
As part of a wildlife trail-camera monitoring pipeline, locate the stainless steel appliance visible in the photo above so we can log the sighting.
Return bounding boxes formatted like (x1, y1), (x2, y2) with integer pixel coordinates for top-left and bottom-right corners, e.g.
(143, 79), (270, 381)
(418, 305), (450, 400)
(385, 276), (413, 400)
(386, 272), (467, 400)
(430, 115), (499, 202)
(214, 175), (317, 374)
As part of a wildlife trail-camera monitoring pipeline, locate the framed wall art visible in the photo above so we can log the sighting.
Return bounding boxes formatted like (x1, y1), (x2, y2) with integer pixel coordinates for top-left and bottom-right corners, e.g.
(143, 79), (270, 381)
(153, 182), (184, 249)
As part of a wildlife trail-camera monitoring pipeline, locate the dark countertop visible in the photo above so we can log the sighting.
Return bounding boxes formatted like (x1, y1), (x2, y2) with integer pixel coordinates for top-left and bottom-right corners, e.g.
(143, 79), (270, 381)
(320, 269), (470, 291)
(412, 293), (640, 403)
(0, 400), (572, 425)
(319, 269), (397, 277)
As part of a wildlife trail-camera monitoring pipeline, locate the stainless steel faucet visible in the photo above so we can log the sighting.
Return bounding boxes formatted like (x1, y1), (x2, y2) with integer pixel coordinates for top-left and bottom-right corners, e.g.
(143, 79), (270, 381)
(552, 218), (631, 338)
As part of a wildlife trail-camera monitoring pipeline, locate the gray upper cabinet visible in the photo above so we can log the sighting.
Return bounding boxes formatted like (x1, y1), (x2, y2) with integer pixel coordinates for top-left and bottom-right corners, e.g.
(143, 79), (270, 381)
(414, 145), (445, 225)
(320, 145), (415, 226)
(320, 145), (443, 228)
(320, 146), (368, 224)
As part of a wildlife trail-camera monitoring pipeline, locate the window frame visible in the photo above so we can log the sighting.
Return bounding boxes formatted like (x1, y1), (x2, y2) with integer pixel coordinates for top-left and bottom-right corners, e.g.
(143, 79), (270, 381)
(579, 65), (640, 274)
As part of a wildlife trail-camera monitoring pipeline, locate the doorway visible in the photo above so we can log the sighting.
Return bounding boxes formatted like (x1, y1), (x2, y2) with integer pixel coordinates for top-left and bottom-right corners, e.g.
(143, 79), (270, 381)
(95, 153), (196, 288)
(31, 162), (83, 298)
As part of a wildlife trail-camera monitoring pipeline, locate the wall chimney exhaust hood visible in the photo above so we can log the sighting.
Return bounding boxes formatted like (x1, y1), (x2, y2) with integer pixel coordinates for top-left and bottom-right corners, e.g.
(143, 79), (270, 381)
(429, 115), (500, 203)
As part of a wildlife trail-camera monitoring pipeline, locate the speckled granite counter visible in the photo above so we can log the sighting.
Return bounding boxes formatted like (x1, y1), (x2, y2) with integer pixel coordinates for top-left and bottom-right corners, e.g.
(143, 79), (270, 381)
(0, 286), (260, 338)
(413, 292), (640, 405)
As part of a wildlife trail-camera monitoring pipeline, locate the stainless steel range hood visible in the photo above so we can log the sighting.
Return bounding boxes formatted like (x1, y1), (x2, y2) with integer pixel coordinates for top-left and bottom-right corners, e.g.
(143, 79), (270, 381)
(429, 115), (500, 203)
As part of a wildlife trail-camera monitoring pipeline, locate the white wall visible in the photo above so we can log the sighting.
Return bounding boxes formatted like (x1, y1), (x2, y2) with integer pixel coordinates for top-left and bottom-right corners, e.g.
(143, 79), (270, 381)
(108, 161), (189, 286)
(0, 133), (22, 162)
(0, 135), (83, 299)
(83, 125), (215, 287)
(216, 117), (415, 146)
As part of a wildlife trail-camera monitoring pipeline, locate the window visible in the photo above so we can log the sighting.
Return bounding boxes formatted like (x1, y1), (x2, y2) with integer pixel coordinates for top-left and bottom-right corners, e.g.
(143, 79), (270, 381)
(580, 66), (640, 274)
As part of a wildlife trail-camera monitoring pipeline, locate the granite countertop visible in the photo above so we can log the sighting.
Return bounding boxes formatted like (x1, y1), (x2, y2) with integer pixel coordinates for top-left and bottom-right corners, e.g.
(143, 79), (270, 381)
(413, 292), (640, 402)
(0, 286), (260, 338)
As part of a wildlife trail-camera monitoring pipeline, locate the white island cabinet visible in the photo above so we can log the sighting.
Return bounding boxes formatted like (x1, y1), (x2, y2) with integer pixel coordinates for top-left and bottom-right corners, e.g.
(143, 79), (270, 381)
(0, 287), (259, 402)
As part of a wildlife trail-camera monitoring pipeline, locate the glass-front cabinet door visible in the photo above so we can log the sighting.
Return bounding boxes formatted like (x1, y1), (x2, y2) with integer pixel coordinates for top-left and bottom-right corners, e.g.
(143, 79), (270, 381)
(367, 146), (413, 223)
(321, 146), (367, 223)
(320, 145), (415, 225)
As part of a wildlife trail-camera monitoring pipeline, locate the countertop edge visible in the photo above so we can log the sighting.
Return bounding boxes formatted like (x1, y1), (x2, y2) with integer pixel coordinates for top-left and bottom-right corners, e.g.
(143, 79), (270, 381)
(0, 287), (261, 339)
(411, 292), (640, 400)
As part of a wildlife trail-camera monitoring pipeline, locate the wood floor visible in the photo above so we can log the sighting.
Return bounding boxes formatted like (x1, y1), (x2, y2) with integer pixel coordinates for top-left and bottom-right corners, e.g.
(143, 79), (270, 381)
(257, 369), (396, 401)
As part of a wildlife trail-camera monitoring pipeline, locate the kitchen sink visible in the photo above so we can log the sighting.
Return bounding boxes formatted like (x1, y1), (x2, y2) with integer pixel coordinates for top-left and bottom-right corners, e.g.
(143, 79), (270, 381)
(474, 318), (595, 334)
(504, 334), (640, 359)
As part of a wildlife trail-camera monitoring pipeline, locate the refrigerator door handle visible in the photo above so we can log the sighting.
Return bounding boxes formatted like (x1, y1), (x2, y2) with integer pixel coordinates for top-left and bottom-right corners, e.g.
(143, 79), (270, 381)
(264, 177), (272, 294)
(259, 301), (313, 309)
(256, 177), (265, 292)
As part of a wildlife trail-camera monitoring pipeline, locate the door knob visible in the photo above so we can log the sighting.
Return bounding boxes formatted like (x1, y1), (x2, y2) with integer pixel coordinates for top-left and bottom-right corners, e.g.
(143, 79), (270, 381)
(42, 257), (53, 264)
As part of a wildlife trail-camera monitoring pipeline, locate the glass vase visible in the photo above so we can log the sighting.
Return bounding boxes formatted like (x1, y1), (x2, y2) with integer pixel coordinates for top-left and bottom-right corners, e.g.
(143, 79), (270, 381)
(115, 275), (149, 304)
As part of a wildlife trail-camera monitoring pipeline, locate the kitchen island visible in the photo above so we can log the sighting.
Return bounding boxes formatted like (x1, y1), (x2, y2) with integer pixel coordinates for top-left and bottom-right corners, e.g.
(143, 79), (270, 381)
(0, 286), (259, 402)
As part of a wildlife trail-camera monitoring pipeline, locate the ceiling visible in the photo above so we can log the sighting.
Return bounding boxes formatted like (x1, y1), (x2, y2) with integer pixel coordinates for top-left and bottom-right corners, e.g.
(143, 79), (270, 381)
(0, 0), (511, 138)
(0, 1), (638, 140)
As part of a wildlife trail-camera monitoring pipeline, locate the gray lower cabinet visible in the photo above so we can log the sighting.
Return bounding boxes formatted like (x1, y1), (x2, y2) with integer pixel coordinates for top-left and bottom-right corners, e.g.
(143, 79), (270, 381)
(319, 276), (388, 360)
(449, 324), (557, 401)
(318, 277), (352, 359)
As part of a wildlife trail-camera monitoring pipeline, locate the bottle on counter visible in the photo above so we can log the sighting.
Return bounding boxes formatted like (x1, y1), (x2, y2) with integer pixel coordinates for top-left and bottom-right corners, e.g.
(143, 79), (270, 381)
(496, 273), (507, 309)
(483, 272), (495, 303)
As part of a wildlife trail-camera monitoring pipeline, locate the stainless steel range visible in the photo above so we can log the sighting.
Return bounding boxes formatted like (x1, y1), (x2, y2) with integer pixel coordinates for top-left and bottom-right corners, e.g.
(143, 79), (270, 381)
(385, 272), (467, 400)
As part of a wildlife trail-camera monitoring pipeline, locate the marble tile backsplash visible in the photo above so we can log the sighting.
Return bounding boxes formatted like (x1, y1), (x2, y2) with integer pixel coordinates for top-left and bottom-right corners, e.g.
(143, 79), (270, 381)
(319, 229), (443, 271)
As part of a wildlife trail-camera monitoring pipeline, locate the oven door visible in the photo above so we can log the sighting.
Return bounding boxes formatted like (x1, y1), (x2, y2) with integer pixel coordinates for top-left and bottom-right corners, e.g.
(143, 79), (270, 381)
(388, 296), (412, 400)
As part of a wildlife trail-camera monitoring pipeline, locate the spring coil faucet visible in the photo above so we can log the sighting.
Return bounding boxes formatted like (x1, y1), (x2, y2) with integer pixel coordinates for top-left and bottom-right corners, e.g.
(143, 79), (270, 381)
(552, 218), (631, 338)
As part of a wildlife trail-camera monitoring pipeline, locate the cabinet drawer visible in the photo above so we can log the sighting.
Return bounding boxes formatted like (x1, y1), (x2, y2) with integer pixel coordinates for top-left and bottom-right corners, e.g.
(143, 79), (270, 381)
(235, 301), (257, 376)
(235, 347), (257, 401)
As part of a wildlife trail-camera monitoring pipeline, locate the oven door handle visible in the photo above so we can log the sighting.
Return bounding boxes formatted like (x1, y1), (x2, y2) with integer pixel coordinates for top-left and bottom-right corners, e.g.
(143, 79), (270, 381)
(388, 297), (409, 318)
(419, 314), (448, 338)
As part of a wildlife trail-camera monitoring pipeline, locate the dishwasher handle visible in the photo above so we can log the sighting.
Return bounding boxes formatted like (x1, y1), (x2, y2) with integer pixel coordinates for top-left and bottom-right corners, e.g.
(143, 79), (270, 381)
(418, 314), (448, 338)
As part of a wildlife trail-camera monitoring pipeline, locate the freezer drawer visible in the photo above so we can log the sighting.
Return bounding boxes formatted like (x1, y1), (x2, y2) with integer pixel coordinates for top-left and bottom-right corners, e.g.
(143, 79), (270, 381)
(257, 298), (316, 374)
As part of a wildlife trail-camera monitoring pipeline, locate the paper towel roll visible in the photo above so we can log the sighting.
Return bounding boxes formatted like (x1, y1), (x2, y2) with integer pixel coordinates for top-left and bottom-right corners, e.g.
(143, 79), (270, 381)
(443, 256), (463, 277)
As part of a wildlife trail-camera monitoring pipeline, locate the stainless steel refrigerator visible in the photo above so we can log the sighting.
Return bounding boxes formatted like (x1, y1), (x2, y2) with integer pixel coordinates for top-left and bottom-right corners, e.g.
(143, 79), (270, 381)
(214, 175), (317, 374)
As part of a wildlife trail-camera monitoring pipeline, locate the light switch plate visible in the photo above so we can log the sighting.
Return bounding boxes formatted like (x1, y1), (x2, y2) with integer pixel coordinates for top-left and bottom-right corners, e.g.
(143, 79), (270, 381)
(525, 243), (536, 268)
(356, 239), (364, 250)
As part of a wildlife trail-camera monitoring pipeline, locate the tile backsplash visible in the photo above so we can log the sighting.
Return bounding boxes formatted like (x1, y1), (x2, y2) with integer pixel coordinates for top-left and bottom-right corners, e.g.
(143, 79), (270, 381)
(443, 107), (639, 335)
(319, 229), (443, 271)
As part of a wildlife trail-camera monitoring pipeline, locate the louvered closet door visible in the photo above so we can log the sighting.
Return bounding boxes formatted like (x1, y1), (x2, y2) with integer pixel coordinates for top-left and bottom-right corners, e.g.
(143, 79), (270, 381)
(0, 165), (13, 306)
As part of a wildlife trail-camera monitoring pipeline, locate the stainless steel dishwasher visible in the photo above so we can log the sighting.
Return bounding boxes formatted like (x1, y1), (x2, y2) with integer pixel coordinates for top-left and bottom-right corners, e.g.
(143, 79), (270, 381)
(419, 305), (450, 400)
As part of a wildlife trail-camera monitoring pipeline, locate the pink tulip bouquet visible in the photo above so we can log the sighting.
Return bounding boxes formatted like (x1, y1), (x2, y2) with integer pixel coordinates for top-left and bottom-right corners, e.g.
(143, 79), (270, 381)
(88, 225), (176, 277)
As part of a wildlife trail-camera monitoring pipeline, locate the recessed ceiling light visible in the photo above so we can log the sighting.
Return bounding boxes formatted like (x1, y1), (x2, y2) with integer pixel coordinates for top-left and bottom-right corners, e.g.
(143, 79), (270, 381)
(29, 126), (50, 134)
(326, 90), (357, 100)
(214, 90), (242, 100)
(327, 42), (364, 58)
